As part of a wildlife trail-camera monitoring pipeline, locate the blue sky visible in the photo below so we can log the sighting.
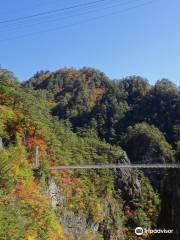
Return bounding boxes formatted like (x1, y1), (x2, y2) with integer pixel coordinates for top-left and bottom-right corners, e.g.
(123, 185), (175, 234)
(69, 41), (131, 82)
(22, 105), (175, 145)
(0, 0), (179, 85)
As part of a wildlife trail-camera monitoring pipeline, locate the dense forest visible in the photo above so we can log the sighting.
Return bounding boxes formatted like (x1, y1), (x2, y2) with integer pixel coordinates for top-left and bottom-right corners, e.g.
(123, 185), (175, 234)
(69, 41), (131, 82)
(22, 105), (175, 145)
(0, 67), (179, 240)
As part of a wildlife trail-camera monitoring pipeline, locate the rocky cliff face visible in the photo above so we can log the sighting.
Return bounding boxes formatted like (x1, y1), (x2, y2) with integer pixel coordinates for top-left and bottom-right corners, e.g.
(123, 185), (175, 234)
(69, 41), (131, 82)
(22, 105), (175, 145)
(46, 179), (93, 240)
(123, 128), (180, 239)
(46, 179), (101, 240)
(124, 129), (173, 191)
(45, 151), (159, 240)
(114, 152), (142, 203)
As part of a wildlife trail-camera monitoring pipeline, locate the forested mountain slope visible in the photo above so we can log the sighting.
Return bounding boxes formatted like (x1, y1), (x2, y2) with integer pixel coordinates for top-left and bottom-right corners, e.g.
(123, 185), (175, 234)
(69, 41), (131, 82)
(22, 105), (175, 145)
(26, 68), (180, 149)
(0, 67), (179, 240)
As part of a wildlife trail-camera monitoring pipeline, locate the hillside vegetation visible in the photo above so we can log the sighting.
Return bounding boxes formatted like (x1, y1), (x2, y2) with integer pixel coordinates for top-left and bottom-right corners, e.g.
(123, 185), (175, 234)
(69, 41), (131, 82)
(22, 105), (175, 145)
(0, 67), (179, 240)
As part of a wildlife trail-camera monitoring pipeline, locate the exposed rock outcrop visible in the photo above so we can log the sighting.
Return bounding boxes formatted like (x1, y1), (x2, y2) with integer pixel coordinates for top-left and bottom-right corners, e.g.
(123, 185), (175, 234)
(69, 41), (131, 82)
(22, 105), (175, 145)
(45, 151), (157, 240)
(0, 137), (3, 149)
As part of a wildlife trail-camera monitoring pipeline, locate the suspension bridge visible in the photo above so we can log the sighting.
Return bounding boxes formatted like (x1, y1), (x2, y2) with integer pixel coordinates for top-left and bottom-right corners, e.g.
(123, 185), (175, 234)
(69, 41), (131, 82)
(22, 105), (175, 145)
(30, 146), (180, 170)
(48, 163), (180, 170)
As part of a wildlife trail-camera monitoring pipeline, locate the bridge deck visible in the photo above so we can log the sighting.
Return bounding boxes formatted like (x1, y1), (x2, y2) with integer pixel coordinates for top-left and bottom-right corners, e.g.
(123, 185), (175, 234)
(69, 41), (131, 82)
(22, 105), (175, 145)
(48, 163), (180, 170)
